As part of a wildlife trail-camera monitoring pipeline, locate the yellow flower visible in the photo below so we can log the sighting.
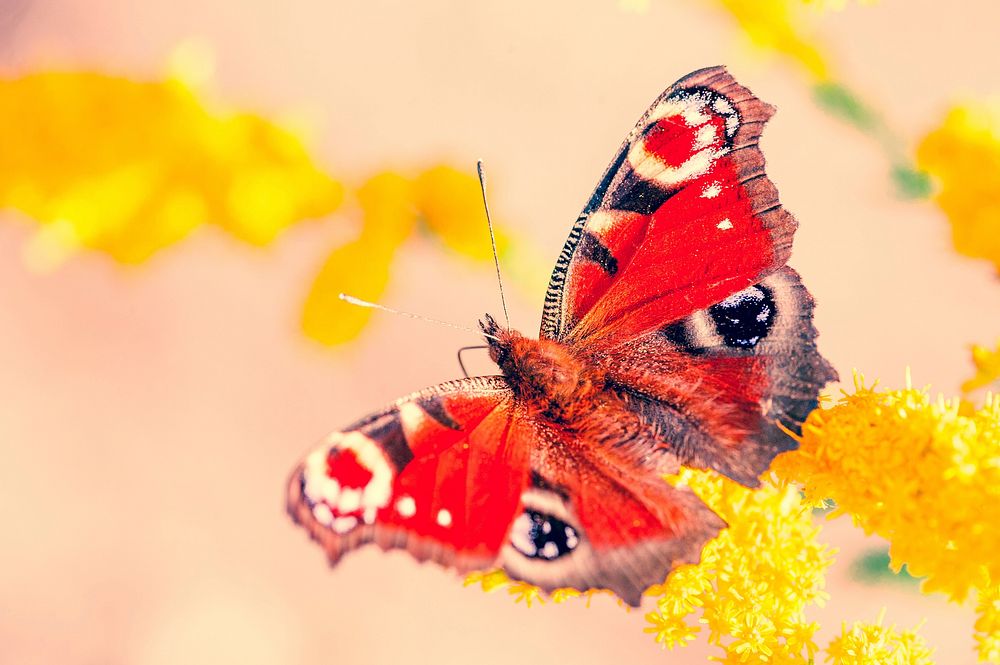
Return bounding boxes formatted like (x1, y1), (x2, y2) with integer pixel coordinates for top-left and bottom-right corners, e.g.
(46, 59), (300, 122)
(826, 612), (934, 665)
(301, 166), (522, 345)
(648, 470), (832, 663)
(976, 583), (1000, 664)
(468, 470), (834, 663)
(301, 172), (415, 346)
(963, 340), (1000, 394)
(917, 102), (1000, 274)
(709, 0), (831, 80)
(800, 0), (878, 9)
(1, 71), (342, 268)
(414, 165), (511, 262)
(773, 377), (1000, 662)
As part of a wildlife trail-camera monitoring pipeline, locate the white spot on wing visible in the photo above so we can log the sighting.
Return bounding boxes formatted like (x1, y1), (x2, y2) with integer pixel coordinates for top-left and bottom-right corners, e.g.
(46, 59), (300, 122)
(717, 218), (733, 230)
(396, 495), (416, 518)
(312, 503), (333, 526)
(510, 513), (537, 557)
(333, 516), (358, 534)
(693, 124), (718, 150)
(338, 488), (361, 514)
(436, 509), (452, 527)
(397, 402), (425, 437)
(701, 182), (722, 199)
(713, 97), (734, 115)
(585, 210), (618, 237)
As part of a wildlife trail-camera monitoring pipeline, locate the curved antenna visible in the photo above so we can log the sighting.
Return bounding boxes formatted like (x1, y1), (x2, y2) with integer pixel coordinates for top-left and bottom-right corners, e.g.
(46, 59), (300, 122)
(476, 160), (511, 330)
(339, 293), (500, 341)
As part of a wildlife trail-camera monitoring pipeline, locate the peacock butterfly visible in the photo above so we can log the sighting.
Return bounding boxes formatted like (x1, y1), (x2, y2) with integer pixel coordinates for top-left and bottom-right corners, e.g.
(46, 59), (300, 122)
(286, 66), (837, 606)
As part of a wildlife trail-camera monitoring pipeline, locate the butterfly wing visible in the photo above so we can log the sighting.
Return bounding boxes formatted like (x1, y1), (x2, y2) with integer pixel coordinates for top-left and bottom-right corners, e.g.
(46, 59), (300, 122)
(540, 66), (795, 346)
(501, 411), (724, 606)
(604, 267), (837, 486)
(288, 376), (527, 572)
(540, 67), (836, 486)
(288, 376), (723, 605)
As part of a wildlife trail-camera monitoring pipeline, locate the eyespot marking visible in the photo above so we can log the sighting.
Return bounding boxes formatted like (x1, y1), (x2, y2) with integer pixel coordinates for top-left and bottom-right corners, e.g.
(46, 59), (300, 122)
(708, 284), (776, 348)
(510, 509), (580, 560)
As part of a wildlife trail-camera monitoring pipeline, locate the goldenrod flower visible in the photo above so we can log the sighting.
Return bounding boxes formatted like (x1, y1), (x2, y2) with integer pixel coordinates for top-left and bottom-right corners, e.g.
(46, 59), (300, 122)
(917, 102), (1000, 274)
(826, 611), (934, 665)
(773, 378), (1000, 662)
(963, 340), (1000, 394)
(647, 470), (832, 663)
(1, 71), (342, 268)
(301, 165), (520, 345)
(977, 583), (1000, 664)
(709, 0), (831, 80)
(469, 470), (834, 663)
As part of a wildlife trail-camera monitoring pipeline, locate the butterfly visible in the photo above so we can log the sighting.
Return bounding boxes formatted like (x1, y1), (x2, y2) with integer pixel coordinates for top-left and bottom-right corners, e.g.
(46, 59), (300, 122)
(287, 66), (837, 606)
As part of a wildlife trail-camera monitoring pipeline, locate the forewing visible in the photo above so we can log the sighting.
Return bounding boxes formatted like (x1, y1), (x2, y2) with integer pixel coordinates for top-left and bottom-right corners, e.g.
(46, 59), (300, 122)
(602, 267), (838, 486)
(287, 376), (530, 572)
(540, 66), (796, 345)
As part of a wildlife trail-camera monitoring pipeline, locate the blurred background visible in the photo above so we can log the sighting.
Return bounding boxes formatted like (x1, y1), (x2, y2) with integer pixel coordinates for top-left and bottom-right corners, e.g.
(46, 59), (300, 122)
(1, 1), (998, 663)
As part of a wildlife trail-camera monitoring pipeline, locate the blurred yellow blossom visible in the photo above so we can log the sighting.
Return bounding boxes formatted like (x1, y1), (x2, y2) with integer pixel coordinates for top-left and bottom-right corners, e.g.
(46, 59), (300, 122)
(826, 612), (934, 665)
(301, 172), (415, 346)
(801, 0), (878, 9)
(301, 165), (520, 346)
(710, 0), (831, 80)
(773, 378), (1000, 662)
(917, 102), (1000, 273)
(1, 71), (342, 268)
(414, 165), (511, 262)
(963, 340), (1000, 394)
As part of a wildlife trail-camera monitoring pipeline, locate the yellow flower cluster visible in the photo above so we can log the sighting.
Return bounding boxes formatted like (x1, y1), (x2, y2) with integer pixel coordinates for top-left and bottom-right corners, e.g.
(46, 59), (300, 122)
(0, 71), (342, 268)
(826, 612), (934, 665)
(977, 583), (1000, 664)
(645, 470), (832, 663)
(709, 0), (831, 80)
(301, 166), (513, 346)
(800, 0), (878, 9)
(963, 340), (1000, 394)
(917, 102), (1000, 274)
(468, 469), (836, 663)
(773, 378), (1000, 662)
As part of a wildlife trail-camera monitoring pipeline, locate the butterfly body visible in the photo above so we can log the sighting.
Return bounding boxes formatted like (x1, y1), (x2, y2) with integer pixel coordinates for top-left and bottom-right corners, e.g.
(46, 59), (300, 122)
(482, 314), (603, 422)
(288, 67), (837, 606)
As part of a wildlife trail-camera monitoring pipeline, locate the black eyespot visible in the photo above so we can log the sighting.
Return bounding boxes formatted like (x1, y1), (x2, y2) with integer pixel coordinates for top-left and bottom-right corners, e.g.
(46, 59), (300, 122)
(708, 285), (775, 348)
(510, 509), (579, 560)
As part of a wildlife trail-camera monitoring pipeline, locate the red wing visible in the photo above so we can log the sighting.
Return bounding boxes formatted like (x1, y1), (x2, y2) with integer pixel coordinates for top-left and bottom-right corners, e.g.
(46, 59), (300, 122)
(540, 66), (795, 346)
(501, 416), (724, 606)
(602, 267), (838, 486)
(288, 377), (724, 605)
(288, 377), (528, 572)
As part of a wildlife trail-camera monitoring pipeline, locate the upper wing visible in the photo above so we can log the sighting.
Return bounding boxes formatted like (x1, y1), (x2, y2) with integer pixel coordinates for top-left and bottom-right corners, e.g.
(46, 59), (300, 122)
(540, 66), (795, 346)
(287, 376), (723, 605)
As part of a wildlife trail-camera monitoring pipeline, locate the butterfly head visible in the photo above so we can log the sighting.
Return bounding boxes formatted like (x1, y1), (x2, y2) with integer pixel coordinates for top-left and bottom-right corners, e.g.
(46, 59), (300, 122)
(480, 313), (602, 421)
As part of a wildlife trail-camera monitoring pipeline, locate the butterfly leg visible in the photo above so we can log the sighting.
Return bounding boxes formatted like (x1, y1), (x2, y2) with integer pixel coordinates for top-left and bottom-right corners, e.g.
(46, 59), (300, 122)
(456, 345), (489, 378)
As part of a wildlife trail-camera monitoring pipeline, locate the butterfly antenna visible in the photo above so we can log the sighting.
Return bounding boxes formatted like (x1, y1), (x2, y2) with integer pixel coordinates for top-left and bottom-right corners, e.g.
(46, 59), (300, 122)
(477, 160), (511, 331)
(339, 293), (500, 341)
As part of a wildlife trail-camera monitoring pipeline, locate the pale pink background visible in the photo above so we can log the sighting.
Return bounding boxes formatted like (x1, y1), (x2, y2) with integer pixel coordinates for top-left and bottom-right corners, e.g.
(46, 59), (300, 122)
(1, 1), (998, 663)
